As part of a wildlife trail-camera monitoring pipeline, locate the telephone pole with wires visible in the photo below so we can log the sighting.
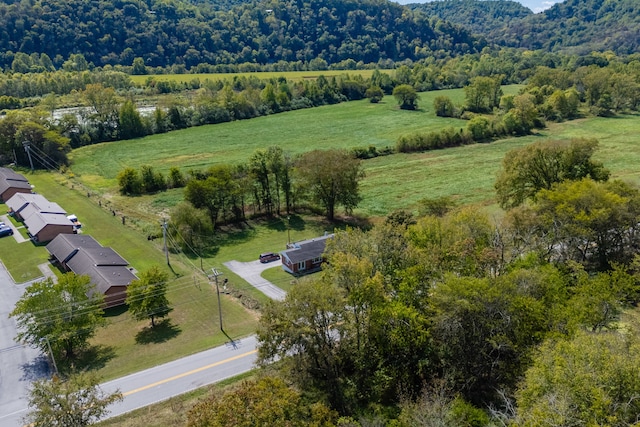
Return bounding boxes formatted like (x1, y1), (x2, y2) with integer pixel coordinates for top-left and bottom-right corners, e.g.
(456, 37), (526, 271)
(22, 141), (34, 171)
(208, 268), (224, 331)
(162, 219), (170, 267)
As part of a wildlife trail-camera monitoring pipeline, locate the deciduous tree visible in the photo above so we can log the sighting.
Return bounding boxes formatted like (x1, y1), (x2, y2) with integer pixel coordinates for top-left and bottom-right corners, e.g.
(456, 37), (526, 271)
(495, 138), (610, 209)
(393, 84), (419, 110)
(515, 328), (640, 426)
(10, 274), (105, 360)
(294, 149), (364, 221)
(186, 376), (337, 427)
(126, 266), (172, 327)
(25, 371), (122, 427)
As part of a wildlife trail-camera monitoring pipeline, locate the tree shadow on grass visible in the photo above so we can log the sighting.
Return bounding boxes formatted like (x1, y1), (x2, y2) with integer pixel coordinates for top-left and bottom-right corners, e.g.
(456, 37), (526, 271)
(58, 344), (117, 374)
(135, 319), (181, 345)
(103, 304), (128, 318)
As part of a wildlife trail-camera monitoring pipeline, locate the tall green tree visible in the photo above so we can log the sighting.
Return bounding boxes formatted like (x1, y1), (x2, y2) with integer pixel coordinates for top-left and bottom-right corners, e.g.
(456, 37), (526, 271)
(258, 279), (349, 411)
(126, 266), (172, 328)
(294, 149), (364, 221)
(25, 371), (122, 427)
(10, 274), (105, 360)
(393, 84), (419, 110)
(495, 138), (610, 209)
(464, 76), (502, 113)
(118, 100), (146, 140)
(532, 179), (640, 270)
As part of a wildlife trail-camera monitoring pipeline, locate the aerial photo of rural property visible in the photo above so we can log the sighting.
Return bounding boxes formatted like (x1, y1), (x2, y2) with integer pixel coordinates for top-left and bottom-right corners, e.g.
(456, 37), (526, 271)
(1, 0), (640, 425)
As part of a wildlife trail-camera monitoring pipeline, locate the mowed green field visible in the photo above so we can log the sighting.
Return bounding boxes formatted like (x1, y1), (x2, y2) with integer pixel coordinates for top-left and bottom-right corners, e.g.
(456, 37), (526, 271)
(69, 86), (520, 214)
(129, 69), (384, 85)
(71, 85), (640, 220)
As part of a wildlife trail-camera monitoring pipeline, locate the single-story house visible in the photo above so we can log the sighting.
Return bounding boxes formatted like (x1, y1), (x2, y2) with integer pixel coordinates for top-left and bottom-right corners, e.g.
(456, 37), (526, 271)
(6, 192), (66, 221)
(24, 211), (75, 243)
(46, 233), (103, 267)
(46, 234), (138, 307)
(0, 168), (31, 202)
(281, 234), (334, 275)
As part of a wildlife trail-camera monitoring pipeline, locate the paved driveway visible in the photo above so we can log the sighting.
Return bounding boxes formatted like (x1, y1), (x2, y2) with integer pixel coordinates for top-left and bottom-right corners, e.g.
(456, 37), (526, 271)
(224, 260), (286, 301)
(0, 214), (28, 243)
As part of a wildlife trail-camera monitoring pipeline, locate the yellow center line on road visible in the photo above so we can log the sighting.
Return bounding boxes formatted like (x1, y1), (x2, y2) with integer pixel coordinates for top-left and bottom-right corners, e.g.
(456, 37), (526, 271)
(123, 349), (258, 396)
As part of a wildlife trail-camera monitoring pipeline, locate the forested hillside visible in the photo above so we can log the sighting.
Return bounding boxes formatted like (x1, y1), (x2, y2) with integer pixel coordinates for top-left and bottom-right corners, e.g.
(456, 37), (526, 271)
(508, 0), (640, 54)
(409, 0), (533, 37)
(412, 0), (640, 55)
(0, 0), (482, 70)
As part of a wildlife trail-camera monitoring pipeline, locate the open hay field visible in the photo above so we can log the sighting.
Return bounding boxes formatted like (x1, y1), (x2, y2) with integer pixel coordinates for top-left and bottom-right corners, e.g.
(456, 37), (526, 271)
(129, 69), (385, 85)
(69, 86), (522, 217)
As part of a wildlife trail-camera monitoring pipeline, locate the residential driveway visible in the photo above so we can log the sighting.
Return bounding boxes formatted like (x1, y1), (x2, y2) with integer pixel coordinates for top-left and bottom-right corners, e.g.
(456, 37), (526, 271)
(0, 214), (28, 243)
(224, 260), (286, 301)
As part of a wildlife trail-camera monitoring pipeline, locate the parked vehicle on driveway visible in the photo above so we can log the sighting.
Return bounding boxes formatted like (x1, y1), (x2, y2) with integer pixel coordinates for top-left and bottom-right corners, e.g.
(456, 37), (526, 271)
(259, 252), (280, 263)
(0, 225), (13, 237)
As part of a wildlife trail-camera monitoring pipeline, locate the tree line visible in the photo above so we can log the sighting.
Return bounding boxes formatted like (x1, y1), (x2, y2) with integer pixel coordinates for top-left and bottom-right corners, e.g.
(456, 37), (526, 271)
(157, 147), (363, 253)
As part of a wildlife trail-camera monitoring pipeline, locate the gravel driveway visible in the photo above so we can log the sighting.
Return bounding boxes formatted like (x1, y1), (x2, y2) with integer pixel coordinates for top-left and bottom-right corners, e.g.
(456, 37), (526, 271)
(223, 260), (286, 301)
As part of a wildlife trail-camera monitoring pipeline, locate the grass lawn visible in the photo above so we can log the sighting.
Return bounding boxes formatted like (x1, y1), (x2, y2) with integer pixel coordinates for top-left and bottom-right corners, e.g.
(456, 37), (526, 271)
(1, 172), (262, 380)
(0, 229), (50, 282)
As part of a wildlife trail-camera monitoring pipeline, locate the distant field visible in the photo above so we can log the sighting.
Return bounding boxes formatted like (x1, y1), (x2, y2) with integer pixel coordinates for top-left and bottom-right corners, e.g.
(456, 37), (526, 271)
(129, 69), (386, 85)
(69, 86), (640, 220)
(69, 86), (520, 187)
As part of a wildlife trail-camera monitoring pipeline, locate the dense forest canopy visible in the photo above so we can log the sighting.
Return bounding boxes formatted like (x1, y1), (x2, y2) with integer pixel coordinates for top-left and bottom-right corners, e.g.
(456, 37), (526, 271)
(409, 0), (533, 37)
(412, 0), (640, 55)
(0, 0), (482, 69)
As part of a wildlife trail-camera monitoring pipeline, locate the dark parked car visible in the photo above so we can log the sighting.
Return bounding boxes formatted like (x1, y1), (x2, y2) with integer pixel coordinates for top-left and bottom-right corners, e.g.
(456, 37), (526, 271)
(0, 226), (13, 237)
(259, 252), (280, 263)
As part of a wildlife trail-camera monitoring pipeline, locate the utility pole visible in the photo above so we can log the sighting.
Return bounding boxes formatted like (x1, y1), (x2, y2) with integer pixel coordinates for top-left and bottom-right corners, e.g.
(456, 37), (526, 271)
(43, 336), (58, 375)
(162, 219), (170, 266)
(287, 215), (291, 246)
(209, 268), (223, 331)
(22, 141), (34, 171)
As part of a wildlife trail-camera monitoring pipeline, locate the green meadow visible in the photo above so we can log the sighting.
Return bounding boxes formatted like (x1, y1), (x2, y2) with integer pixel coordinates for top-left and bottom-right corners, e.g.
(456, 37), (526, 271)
(129, 69), (383, 85)
(69, 86), (520, 217)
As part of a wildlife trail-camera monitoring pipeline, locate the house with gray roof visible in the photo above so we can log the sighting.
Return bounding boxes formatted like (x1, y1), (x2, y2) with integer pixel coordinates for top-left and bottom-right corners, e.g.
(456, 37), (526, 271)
(46, 233), (138, 308)
(281, 234), (333, 275)
(0, 167), (31, 202)
(24, 211), (74, 243)
(6, 192), (66, 221)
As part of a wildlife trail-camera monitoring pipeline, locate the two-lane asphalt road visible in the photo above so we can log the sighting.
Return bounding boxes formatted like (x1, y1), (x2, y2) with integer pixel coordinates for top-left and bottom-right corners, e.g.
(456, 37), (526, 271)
(102, 335), (259, 419)
(0, 264), (49, 427)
